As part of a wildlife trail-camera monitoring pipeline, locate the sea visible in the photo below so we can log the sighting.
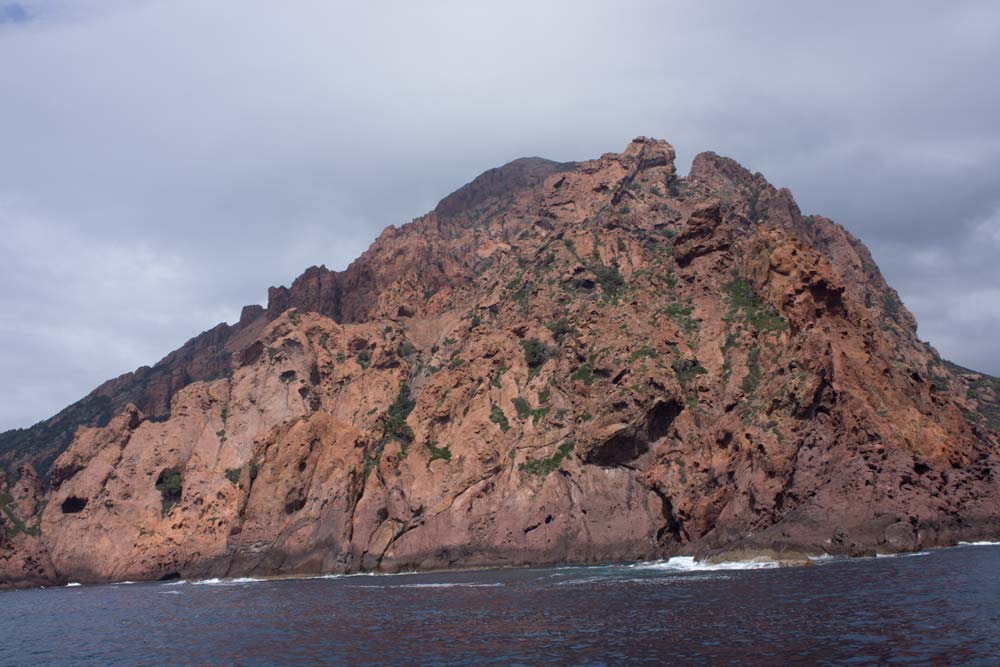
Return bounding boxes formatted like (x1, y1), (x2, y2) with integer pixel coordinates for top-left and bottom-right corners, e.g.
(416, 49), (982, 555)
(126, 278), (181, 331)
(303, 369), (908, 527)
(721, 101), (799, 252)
(1, 543), (999, 666)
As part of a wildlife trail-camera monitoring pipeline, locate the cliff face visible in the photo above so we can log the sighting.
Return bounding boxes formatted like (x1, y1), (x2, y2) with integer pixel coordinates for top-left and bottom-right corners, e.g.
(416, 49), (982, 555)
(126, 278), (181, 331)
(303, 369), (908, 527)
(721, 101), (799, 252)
(0, 312), (267, 482)
(2, 137), (999, 586)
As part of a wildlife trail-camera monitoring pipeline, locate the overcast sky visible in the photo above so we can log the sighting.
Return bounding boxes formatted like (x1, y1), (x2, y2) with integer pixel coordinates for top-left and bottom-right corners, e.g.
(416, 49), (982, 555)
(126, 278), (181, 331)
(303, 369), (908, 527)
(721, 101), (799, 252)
(1, 0), (999, 431)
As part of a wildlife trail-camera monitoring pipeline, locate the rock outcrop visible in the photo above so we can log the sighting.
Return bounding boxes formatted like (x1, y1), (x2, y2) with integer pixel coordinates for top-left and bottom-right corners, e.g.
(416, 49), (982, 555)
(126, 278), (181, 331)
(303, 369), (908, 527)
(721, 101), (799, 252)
(2, 137), (999, 587)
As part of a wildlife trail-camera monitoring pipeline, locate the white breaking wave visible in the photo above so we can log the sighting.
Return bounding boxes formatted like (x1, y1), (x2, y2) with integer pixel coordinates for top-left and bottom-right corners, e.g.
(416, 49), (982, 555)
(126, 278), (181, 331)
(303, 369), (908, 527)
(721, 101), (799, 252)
(629, 556), (780, 572)
(191, 577), (267, 585)
(958, 541), (1000, 546)
(65, 582), (82, 587)
(161, 570), (400, 587)
(808, 554), (839, 563)
(403, 582), (502, 588)
(352, 582), (504, 589)
(875, 551), (931, 559)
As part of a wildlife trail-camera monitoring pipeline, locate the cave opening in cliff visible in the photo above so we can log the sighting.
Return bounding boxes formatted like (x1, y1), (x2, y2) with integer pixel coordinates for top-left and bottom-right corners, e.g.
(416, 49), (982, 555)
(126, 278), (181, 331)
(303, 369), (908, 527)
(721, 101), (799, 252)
(60, 496), (88, 514)
(585, 399), (684, 467)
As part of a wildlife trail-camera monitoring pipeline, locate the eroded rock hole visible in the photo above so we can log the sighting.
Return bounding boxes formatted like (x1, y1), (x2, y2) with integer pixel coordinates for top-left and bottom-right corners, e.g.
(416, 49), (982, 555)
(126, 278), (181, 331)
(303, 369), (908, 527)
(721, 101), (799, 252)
(61, 496), (88, 514)
(239, 341), (264, 367)
(284, 490), (306, 514)
(585, 399), (683, 466)
(647, 399), (683, 442)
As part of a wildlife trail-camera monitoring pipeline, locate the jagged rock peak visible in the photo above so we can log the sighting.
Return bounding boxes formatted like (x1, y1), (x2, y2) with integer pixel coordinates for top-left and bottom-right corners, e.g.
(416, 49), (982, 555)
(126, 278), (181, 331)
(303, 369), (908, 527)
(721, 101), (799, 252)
(434, 156), (576, 219)
(618, 135), (677, 172)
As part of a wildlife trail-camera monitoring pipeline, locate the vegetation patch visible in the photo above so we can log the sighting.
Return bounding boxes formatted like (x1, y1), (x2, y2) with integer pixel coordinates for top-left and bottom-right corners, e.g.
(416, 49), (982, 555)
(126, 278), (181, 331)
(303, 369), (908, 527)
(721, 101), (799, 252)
(881, 289), (901, 322)
(723, 278), (787, 332)
(426, 440), (452, 468)
(362, 386), (418, 477)
(660, 302), (699, 336)
(491, 365), (510, 388)
(155, 468), (183, 516)
(944, 360), (1000, 434)
(591, 260), (626, 300)
(356, 349), (372, 369)
(490, 403), (511, 432)
(545, 318), (575, 342)
(721, 332), (738, 386)
(519, 441), (574, 477)
(381, 386), (416, 454)
(672, 357), (707, 388)
(531, 406), (550, 425)
(571, 364), (597, 386)
(630, 345), (659, 362)
(741, 345), (762, 395)
(673, 457), (688, 485)
(748, 186), (764, 224)
(0, 493), (40, 536)
(520, 338), (552, 375)
(224, 468), (241, 485)
(509, 279), (534, 314)
(510, 396), (549, 425)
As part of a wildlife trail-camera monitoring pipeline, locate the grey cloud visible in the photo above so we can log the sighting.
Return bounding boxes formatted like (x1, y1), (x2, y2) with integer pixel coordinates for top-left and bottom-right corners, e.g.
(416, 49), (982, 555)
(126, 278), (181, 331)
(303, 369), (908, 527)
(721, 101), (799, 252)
(0, 3), (28, 23)
(1, 0), (999, 429)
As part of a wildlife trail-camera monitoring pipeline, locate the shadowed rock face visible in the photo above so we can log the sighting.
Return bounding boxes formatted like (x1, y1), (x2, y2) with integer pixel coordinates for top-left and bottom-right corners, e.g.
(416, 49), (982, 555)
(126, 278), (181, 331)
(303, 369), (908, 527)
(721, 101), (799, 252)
(2, 136), (1000, 587)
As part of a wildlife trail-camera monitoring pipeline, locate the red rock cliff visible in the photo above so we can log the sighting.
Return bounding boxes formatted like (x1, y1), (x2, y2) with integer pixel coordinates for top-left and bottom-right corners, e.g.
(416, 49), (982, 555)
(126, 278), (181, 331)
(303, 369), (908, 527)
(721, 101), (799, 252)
(2, 137), (999, 587)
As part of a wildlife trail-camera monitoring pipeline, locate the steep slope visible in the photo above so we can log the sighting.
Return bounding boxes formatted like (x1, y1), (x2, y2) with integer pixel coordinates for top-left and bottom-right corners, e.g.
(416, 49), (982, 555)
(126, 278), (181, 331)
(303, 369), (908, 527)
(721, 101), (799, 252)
(2, 138), (999, 587)
(0, 158), (572, 481)
(0, 315), (261, 482)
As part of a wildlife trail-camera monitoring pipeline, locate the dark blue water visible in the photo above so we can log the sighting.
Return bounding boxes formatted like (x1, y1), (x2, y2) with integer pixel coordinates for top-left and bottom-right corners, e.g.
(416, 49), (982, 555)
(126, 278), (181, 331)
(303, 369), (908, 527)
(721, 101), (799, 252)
(2, 545), (999, 666)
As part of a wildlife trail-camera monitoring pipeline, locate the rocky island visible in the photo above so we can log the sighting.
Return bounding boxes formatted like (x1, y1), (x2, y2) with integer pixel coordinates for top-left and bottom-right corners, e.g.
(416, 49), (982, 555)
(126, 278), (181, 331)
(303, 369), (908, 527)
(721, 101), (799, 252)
(2, 137), (999, 587)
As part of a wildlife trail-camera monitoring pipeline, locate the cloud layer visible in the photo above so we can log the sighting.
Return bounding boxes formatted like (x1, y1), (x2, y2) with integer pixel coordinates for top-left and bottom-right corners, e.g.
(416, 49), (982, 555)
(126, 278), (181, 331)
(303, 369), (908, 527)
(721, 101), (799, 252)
(1, 0), (999, 429)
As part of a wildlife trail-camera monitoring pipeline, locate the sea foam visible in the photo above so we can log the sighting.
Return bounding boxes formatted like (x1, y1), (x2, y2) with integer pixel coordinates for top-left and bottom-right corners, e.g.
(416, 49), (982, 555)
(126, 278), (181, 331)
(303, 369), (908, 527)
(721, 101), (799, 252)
(629, 556), (780, 571)
(191, 577), (267, 585)
(351, 582), (504, 589)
